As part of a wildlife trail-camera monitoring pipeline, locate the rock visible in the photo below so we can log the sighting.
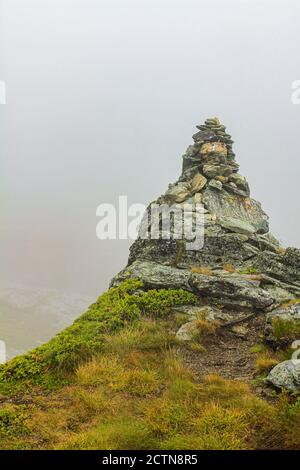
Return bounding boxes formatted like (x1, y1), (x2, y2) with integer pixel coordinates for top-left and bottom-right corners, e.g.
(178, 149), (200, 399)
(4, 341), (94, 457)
(247, 233), (280, 253)
(171, 305), (204, 319)
(266, 360), (300, 393)
(164, 182), (191, 203)
(208, 179), (223, 191)
(256, 248), (300, 285)
(218, 216), (256, 236)
(190, 272), (275, 310)
(128, 226), (263, 269)
(264, 302), (300, 343)
(285, 247), (300, 268)
(194, 193), (202, 204)
(263, 285), (294, 304)
(230, 325), (248, 338)
(205, 117), (220, 126)
(110, 260), (193, 291)
(223, 182), (250, 198)
(215, 175), (229, 183)
(260, 274), (300, 299)
(176, 320), (198, 341)
(172, 304), (232, 322)
(200, 142), (227, 157)
(190, 173), (207, 193)
(174, 304), (232, 341)
(228, 173), (250, 196)
(203, 163), (233, 178)
(202, 188), (269, 234)
(128, 230), (259, 269)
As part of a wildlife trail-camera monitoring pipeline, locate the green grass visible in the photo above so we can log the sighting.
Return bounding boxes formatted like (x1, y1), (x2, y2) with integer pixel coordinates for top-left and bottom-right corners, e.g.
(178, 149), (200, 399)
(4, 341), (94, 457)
(1, 316), (300, 450)
(271, 317), (300, 342)
(1, 280), (300, 450)
(239, 266), (260, 274)
(0, 280), (198, 394)
(250, 344), (266, 354)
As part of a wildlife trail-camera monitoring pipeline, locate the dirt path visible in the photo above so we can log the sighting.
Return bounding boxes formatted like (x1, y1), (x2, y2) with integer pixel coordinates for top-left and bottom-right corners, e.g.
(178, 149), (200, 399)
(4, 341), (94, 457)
(180, 314), (266, 383)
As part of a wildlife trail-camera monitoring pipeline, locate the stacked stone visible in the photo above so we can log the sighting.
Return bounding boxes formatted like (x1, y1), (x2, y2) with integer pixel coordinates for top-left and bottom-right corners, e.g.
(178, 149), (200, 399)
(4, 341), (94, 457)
(194, 117), (235, 159)
(128, 118), (271, 272)
(181, 117), (249, 198)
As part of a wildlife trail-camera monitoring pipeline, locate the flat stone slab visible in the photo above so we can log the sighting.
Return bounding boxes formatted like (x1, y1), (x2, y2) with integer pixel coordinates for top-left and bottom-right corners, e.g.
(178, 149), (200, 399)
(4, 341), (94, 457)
(190, 272), (275, 310)
(110, 260), (193, 291)
(202, 187), (269, 234)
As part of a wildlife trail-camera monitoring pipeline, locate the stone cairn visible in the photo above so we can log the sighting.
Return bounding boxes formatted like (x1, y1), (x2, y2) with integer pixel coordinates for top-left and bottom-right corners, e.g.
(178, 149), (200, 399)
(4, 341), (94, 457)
(111, 118), (300, 392)
(180, 116), (248, 197)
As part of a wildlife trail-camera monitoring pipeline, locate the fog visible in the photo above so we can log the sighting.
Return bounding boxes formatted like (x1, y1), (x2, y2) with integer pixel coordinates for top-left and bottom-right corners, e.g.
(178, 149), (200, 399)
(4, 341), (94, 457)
(1, 0), (300, 299)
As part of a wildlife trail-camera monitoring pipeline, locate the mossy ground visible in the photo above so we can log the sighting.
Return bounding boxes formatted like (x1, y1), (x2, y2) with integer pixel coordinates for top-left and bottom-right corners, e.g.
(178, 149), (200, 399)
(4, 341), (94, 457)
(1, 280), (300, 450)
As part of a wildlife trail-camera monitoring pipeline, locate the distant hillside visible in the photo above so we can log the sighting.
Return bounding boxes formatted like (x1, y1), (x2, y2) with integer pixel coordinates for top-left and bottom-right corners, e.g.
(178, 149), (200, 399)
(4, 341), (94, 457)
(0, 286), (92, 359)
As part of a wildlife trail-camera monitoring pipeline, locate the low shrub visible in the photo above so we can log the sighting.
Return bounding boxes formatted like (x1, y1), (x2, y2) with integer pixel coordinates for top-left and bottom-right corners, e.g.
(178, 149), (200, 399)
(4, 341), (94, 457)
(0, 280), (198, 389)
(0, 405), (30, 437)
(271, 318), (300, 342)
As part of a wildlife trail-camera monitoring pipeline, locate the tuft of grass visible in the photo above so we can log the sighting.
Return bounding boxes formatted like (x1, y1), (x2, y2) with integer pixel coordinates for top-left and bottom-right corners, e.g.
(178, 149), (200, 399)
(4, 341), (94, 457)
(250, 344), (266, 354)
(186, 342), (207, 353)
(73, 388), (119, 416)
(191, 266), (213, 276)
(102, 320), (175, 356)
(0, 405), (30, 438)
(142, 397), (189, 437)
(196, 319), (220, 337)
(174, 240), (186, 267)
(76, 355), (125, 387)
(223, 263), (236, 273)
(271, 317), (300, 342)
(189, 403), (249, 450)
(115, 369), (161, 397)
(58, 417), (154, 450)
(200, 374), (250, 403)
(280, 298), (300, 308)
(239, 266), (260, 275)
(255, 357), (279, 373)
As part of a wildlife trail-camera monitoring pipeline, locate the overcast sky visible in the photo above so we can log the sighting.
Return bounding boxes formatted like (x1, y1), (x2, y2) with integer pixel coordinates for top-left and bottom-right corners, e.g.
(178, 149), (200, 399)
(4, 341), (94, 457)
(0, 0), (299, 297)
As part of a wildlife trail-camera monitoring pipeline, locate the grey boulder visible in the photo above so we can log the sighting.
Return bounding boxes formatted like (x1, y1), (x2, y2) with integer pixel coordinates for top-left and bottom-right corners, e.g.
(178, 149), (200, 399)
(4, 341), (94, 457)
(266, 360), (300, 393)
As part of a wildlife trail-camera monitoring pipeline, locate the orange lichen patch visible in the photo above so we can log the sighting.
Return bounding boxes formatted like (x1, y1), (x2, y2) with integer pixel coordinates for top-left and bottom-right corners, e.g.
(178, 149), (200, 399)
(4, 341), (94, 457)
(200, 142), (227, 157)
(275, 247), (286, 255)
(243, 198), (252, 210)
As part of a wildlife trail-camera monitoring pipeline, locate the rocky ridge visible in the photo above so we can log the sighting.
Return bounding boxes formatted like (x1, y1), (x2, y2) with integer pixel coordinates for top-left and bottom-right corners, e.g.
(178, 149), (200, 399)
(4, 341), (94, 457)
(111, 117), (300, 392)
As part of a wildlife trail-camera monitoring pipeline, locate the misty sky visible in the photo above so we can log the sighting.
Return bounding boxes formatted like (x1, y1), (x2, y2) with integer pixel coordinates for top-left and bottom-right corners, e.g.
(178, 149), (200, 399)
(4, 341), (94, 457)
(0, 0), (300, 298)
